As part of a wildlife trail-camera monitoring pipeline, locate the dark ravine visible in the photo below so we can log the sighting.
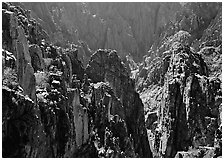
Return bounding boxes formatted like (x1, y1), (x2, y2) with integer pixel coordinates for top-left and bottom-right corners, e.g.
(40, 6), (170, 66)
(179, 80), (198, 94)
(2, 2), (222, 158)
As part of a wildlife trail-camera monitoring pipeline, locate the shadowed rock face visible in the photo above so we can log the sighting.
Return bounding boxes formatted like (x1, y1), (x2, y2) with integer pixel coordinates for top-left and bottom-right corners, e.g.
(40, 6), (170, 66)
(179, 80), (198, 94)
(2, 48), (85, 157)
(2, 87), (38, 157)
(2, 3), (85, 157)
(29, 44), (45, 71)
(86, 49), (151, 157)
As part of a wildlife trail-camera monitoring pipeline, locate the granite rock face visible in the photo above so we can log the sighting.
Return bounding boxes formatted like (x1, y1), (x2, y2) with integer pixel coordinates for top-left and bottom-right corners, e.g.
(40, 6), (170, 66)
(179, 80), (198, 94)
(137, 43), (221, 158)
(2, 2), (222, 158)
(2, 42), (89, 157)
(2, 2), (153, 158)
(2, 86), (41, 157)
(79, 82), (137, 158)
(2, 47), (86, 158)
(2, 3), (85, 157)
(2, 49), (16, 69)
(86, 49), (151, 157)
(156, 43), (220, 157)
(29, 44), (45, 71)
(2, 8), (36, 102)
(132, 3), (222, 157)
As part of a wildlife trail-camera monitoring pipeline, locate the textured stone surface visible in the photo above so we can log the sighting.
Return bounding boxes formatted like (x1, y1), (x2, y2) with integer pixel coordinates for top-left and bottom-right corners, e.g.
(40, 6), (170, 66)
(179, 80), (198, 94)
(137, 43), (221, 158)
(86, 49), (151, 157)
(2, 49), (16, 69)
(2, 2), (222, 158)
(72, 88), (89, 146)
(175, 146), (220, 158)
(3, 10), (37, 102)
(2, 11), (147, 156)
(2, 86), (42, 157)
(29, 44), (45, 71)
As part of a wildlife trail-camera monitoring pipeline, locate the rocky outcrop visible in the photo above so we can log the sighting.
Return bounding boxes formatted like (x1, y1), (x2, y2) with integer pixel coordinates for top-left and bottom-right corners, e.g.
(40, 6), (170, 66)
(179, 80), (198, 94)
(66, 49), (84, 80)
(137, 43), (221, 158)
(2, 3), (153, 157)
(135, 30), (194, 93)
(2, 86), (44, 157)
(177, 2), (221, 41)
(2, 3), (84, 157)
(2, 2), (222, 158)
(81, 82), (136, 158)
(29, 44), (45, 71)
(149, 2), (221, 59)
(2, 8), (36, 102)
(133, 4), (222, 157)
(71, 88), (89, 146)
(2, 49), (16, 69)
(197, 7), (222, 79)
(198, 46), (222, 79)
(2, 55), (84, 158)
(175, 146), (221, 158)
(86, 49), (151, 157)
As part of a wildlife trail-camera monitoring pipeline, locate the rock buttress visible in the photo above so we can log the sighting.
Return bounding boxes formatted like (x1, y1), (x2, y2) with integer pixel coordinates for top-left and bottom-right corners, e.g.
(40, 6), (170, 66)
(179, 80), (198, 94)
(142, 43), (221, 158)
(86, 49), (152, 157)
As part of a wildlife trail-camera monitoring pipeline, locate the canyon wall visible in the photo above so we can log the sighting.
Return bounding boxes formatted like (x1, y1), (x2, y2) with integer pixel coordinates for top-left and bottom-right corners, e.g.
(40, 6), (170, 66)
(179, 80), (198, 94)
(134, 2), (222, 158)
(2, 2), (151, 158)
(2, 2), (222, 158)
(12, 2), (181, 61)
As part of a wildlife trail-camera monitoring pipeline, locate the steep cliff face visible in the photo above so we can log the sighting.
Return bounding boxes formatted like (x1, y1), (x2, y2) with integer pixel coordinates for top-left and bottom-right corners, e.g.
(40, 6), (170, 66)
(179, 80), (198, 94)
(12, 2), (181, 61)
(2, 2), (222, 158)
(2, 6), (87, 156)
(78, 82), (137, 158)
(2, 7), (36, 103)
(86, 49), (151, 157)
(134, 3), (222, 157)
(156, 43), (220, 157)
(2, 86), (38, 157)
(2, 68), (87, 157)
(2, 2), (152, 158)
(137, 42), (221, 158)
